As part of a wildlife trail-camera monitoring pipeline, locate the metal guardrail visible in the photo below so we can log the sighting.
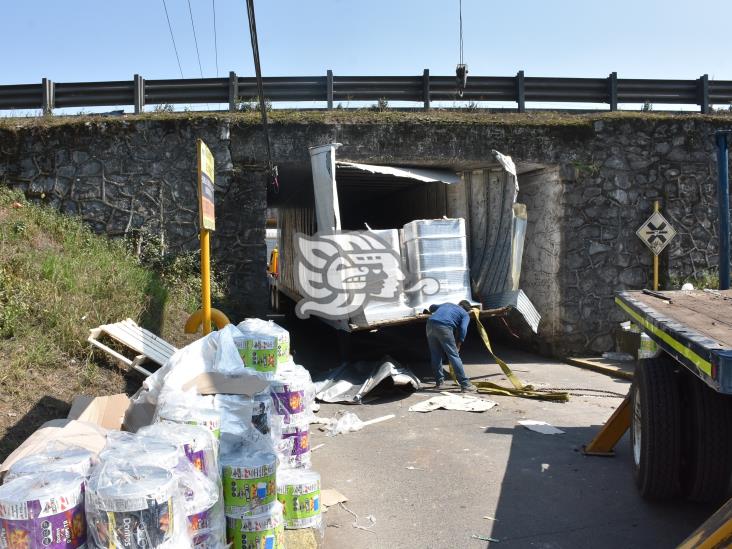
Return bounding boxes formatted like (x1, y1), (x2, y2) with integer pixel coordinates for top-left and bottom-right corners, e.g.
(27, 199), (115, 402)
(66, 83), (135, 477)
(1, 71), (730, 115)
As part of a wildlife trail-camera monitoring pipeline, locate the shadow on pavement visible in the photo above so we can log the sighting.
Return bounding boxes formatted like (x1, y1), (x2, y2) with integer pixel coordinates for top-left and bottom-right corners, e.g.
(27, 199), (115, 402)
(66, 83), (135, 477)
(0, 395), (69, 461)
(483, 424), (716, 548)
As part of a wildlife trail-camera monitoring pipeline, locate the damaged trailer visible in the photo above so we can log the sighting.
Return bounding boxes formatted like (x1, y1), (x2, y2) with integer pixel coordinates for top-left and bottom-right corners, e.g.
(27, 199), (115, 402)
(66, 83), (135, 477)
(271, 143), (540, 334)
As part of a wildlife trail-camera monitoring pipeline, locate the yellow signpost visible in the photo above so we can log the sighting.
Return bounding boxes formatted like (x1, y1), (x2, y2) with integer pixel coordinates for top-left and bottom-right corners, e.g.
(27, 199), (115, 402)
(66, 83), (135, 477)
(185, 139), (230, 335)
(636, 200), (677, 291)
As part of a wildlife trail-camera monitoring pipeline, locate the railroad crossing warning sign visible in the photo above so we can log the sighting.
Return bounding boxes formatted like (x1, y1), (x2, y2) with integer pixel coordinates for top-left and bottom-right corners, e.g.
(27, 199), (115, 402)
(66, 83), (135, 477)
(636, 211), (677, 255)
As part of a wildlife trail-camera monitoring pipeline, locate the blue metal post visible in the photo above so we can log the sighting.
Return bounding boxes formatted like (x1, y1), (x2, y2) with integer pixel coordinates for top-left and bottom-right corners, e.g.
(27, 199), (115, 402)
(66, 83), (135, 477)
(717, 130), (732, 290)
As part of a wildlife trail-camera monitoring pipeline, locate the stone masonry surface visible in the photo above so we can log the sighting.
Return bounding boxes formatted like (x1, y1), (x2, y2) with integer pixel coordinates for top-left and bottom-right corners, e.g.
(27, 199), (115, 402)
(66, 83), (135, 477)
(1, 112), (731, 355)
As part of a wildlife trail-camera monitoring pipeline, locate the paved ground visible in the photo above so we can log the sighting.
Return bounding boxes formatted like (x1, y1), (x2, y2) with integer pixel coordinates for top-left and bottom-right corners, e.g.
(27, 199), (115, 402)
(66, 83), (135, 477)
(302, 335), (716, 549)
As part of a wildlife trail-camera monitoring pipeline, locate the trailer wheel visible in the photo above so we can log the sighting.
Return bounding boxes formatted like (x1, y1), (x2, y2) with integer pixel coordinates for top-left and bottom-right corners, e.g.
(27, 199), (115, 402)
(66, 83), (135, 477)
(680, 372), (732, 502)
(631, 355), (682, 499)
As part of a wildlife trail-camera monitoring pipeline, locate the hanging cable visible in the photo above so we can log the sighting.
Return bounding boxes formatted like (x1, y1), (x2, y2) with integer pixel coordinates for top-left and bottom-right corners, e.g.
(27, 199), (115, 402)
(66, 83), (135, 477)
(212, 0), (219, 77)
(459, 0), (464, 65)
(187, 0), (204, 78)
(162, 0), (184, 78)
(245, 0), (278, 191)
(456, 0), (468, 97)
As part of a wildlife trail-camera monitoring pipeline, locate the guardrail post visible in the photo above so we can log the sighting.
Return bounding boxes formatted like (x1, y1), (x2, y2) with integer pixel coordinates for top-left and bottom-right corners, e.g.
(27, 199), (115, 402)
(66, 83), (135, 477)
(516, 70), (525, 113)
(41, 78), (54, 115)
(326, 70), (334, 109)
(423, 69), (431, 111)
(608, 72), (618, 111)
(133, 74), (145, 114)
(229, 71), (239, 111)
(699, 74), (710, 114)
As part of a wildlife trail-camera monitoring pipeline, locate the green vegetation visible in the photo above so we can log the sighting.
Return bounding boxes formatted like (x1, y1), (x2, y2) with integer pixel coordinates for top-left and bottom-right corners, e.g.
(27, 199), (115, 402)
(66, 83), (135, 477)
(668, 269), (719, 290)
(0, 188), (209, 458)
(2, 108), (730, 133)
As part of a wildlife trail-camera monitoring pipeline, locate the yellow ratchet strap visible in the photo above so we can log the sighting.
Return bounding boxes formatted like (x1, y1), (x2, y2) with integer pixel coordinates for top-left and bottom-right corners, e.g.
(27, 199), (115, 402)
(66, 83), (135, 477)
(450, 311), (568, 402)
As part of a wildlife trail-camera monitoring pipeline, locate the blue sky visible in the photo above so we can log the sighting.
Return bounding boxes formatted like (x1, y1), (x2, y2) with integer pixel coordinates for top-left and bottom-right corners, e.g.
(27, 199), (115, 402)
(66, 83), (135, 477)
(2, 0), (731, 110)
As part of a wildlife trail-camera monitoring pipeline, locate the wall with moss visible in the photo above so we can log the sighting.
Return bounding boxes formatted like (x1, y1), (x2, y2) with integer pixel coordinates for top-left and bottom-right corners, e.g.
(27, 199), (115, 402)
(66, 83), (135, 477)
(0, 111), (730, 354)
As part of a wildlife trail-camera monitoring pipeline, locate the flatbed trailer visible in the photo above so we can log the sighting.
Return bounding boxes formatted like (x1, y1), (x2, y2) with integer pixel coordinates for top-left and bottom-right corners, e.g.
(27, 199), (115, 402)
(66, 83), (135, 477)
(585, 289), (732, 547)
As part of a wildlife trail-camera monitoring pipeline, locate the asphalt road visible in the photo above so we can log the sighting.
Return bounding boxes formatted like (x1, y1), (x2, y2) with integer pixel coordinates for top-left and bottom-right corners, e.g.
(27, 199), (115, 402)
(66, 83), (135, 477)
(306, 341), (716, 549)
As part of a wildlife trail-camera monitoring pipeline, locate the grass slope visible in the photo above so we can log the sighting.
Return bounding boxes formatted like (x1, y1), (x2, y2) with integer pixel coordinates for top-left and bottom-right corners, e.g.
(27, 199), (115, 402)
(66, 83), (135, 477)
(0, 188), (201, 459)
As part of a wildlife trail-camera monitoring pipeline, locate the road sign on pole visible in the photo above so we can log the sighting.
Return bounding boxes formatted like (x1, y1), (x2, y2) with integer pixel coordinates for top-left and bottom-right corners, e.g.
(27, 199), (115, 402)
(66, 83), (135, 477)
(636, 210), (677, 256)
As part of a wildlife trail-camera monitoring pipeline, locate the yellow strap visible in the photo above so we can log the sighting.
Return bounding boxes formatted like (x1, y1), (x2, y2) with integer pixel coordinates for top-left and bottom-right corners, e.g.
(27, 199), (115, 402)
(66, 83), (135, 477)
(467, 310), (569, 402)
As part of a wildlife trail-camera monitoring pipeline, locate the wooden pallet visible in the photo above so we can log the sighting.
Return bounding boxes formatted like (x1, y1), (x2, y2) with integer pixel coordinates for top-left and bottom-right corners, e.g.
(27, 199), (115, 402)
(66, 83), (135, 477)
(88, 319), (178, 377)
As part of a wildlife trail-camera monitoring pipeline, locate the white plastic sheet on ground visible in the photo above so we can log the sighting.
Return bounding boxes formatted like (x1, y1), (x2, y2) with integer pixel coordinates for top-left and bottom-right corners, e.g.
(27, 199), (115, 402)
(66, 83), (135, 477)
(314, 356), (420, 404)
(518, 420), (565, 435)
(408, 392), (498, 413)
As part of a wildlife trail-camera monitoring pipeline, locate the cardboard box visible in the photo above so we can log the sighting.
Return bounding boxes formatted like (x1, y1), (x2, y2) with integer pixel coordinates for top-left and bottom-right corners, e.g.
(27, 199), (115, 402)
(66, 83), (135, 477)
(68, 393), (130, 430)
(182, 372), (269, 397)
(125, 372), (270, 432)
(0, 419), (108, 478)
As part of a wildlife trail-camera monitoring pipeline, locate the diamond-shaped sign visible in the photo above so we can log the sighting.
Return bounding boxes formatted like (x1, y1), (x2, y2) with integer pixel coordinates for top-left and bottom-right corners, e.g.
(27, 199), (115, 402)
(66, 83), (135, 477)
(636, 211), (677, 255)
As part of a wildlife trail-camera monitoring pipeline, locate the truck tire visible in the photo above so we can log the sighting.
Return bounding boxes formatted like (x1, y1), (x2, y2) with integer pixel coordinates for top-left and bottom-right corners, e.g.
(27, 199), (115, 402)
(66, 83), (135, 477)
(631, 355), (682, 499)
(681, 372), (732, 502)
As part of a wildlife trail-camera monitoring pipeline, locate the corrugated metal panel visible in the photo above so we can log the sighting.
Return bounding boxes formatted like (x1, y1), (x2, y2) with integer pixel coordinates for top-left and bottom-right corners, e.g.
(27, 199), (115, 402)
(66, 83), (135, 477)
(483, 290), (541, 334)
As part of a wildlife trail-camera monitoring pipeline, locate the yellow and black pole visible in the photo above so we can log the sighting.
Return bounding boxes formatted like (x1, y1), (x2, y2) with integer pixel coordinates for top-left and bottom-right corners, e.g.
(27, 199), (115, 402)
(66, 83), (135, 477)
(185, 139), (230, 335)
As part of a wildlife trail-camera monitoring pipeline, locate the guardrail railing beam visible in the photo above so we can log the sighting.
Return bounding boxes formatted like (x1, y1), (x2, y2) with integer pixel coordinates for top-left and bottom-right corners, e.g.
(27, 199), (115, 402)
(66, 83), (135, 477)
(1, 71), (731, 115)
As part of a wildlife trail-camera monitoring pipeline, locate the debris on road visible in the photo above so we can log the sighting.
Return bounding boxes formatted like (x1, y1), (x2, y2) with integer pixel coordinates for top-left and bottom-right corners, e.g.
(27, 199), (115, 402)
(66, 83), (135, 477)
(339, 502), (376, 533)
(518, 420), (565, 434)
(318, 412), (395, 436)
(321, 488), (349, 507)
(409, 392), (497, 413)
(472, 533), (500, 542)
(314, 356), (420, 403)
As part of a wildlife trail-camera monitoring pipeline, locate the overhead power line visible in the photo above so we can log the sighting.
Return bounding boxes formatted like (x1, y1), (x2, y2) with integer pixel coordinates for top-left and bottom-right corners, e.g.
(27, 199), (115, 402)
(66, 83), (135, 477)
(161, 0), (184, 78)
(187, 0), (204, 78)
(212, 0), (219, 77)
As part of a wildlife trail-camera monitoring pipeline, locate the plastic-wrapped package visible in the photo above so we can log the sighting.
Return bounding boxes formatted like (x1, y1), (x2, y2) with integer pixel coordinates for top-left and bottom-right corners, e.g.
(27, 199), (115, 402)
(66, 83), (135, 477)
(234, 319), (290, 376)
(113, 423), (225, 549)
(276, 469), (322, 530)
(137, 423), (219, 484)
(251, 390), (274, 435)
(270, 361), (316, 426)
(99, 433), (181, 470)
(220, 437), (278, 517)
(0, 472), (86, 548)
(212, 394), (257, 440)
(278, 419), (311, 469)
(4, 443), (96, 482)
(155, 390), (221, 440)
(85, 463), (187, 548)
(145, 324), (246, 403)
(226, 501), (284, 549)
(402, 218), (466, 240)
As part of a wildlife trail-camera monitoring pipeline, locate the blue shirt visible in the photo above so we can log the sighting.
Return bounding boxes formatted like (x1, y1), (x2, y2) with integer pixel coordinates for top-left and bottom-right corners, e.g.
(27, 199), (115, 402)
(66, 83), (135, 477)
(428, 303), (470, 343)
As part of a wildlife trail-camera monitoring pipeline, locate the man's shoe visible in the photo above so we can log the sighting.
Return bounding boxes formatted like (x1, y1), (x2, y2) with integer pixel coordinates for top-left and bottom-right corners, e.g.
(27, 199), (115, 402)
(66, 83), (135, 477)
(460, 383), (478, 393)
(435, 380), (444, 389)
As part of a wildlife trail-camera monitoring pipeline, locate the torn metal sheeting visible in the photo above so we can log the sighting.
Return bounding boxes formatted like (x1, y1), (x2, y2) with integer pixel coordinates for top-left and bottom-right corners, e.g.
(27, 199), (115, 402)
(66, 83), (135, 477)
(409, 393), (498, 413)
(314, 356), (420, 404)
